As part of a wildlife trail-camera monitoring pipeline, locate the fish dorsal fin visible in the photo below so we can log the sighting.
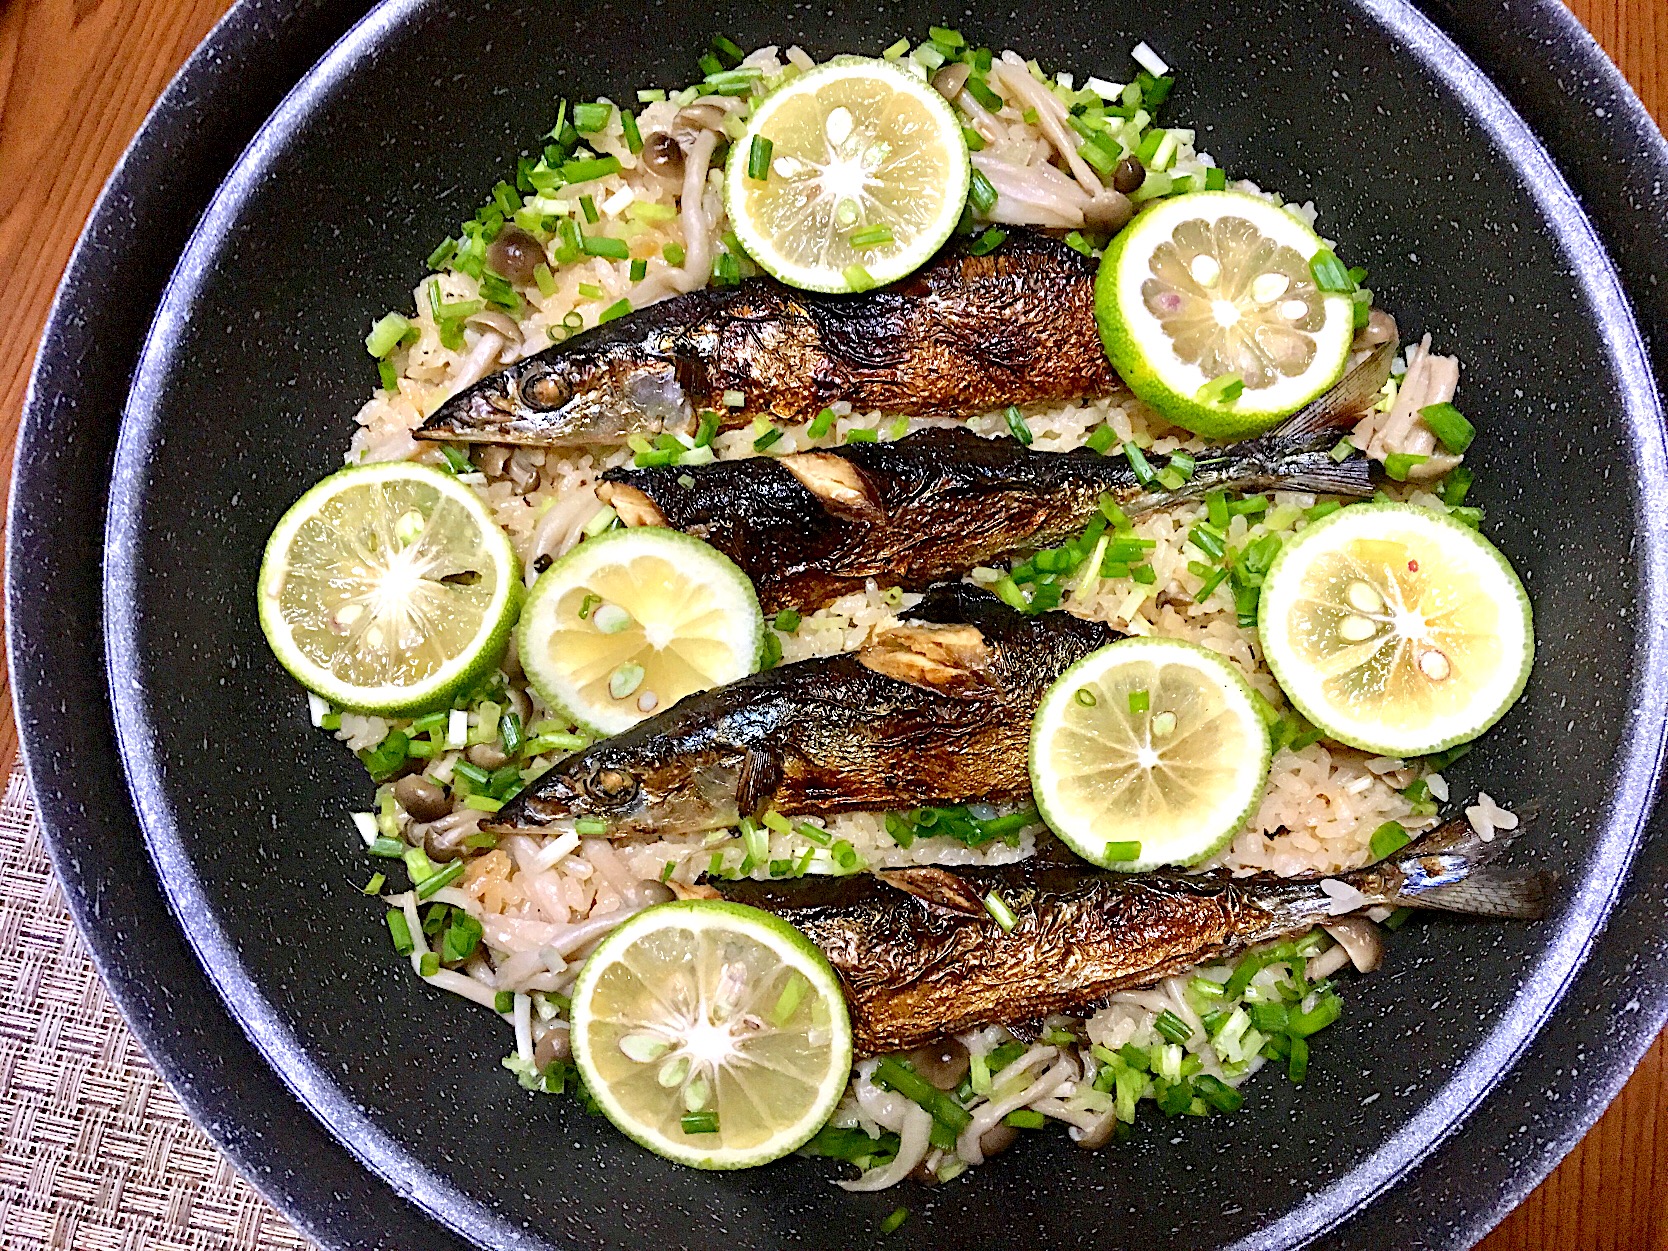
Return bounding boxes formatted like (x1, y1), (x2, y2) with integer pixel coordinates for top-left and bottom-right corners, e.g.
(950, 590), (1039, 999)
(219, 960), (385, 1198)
(876, 867), (986, 915)
(858, 622), (999, 697)
(778, 452), (884, 522)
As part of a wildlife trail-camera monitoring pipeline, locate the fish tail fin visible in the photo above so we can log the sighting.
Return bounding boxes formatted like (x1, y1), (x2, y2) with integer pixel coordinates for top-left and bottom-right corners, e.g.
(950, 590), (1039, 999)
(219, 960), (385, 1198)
(1161, 342), (1398, 506)
(1269, 339), (1398, 440)
(1384, 815), (1554, 920)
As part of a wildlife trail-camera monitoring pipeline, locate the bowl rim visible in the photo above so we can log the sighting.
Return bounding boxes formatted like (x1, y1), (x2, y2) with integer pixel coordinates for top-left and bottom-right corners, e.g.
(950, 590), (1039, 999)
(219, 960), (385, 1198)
(15, 0), (1668, 1248)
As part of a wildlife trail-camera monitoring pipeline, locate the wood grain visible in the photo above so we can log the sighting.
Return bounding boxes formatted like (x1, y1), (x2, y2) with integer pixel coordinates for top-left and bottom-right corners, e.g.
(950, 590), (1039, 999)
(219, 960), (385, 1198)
(0, 1), (1662, 1247)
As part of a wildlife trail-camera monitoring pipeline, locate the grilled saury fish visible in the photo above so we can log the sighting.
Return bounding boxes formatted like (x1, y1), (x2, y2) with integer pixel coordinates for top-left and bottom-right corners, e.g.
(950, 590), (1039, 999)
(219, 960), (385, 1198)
(488, 584), (1113, 837)
(416, 228), (1120, 446)
(597, 346), (1391, 612)
(720, 823), (1551, 1054)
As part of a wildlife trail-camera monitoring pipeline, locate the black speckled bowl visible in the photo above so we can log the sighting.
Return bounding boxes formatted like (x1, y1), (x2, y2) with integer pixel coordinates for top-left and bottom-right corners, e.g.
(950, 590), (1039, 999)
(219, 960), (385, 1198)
(12, 1), (1668, 1248)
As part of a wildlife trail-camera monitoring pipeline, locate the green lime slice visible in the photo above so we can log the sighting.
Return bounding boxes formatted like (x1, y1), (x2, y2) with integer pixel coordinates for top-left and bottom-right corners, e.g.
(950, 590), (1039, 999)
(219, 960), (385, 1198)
(570, 900), (853, 1170)
(1095, 190), (1356, 438)
(1029, 637), (1272, 870)
(516, 527), (764, 737)
(257, 462), (520, 715)
(724, 56), (969, 293)
(1258, 502), (1534, 757)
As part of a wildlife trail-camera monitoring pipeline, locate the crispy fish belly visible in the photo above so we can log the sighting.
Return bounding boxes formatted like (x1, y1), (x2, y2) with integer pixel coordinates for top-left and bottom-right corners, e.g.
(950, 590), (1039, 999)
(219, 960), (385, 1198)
(415, 228), (1121, 446)
(596, 346), (1390, 612)
(487, 584), (1114, 837)
(720, 822), (1551, 1054)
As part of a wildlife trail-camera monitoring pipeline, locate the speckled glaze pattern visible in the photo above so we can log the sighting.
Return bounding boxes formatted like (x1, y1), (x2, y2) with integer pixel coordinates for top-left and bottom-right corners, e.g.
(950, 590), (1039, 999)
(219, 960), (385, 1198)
(9, 1), (1667, 1249)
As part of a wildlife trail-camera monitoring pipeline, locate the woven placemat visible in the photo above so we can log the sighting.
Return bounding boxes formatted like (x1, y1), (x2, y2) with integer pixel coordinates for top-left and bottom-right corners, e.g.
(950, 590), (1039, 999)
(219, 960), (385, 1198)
(0, 767), (315, 1250)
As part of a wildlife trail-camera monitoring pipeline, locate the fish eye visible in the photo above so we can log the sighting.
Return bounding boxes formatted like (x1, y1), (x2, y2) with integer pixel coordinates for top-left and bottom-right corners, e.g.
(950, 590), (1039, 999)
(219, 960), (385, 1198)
(518, 366), (571, 411)
(588, 767), (640, 804)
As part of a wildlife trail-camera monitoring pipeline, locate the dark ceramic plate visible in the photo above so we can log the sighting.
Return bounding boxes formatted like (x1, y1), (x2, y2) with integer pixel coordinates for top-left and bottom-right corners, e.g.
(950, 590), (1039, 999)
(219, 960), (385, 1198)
(11, 1), (1668, 1248)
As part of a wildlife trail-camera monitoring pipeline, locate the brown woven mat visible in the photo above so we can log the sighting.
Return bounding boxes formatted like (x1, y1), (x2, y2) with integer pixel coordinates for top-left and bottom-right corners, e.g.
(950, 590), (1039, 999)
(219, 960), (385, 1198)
(0, 767), (315, 1250)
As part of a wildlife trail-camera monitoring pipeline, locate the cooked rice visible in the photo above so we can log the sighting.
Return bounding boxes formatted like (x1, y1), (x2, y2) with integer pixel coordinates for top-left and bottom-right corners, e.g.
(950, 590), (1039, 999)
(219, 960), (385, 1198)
(328, 40), (1499, 1184)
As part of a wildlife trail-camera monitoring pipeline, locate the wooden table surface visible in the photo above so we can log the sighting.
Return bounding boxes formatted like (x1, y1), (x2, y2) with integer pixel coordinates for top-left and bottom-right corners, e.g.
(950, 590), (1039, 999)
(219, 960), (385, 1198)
(1, 1), (1664, 1246)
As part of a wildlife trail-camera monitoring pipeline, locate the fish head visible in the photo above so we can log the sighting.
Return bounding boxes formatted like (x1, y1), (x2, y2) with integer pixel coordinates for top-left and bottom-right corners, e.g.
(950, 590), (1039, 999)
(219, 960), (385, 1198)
(492, 737), (742, 838)
(416, 342), (693, 446)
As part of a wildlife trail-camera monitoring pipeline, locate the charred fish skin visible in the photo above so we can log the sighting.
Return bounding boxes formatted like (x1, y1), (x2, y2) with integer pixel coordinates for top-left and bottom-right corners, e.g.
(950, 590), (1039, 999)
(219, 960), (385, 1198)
(415, 228), (1121, 446)
(719, 820), (1551, 1054)
(487, 584), (1114, 837)
(597, 363), (1387, 613)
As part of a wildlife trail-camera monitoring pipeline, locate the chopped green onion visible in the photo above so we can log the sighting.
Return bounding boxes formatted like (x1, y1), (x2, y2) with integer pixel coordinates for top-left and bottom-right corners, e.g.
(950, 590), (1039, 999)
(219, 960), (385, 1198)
(1193, 1073), (1244, 1113)
(561, 154), (622, 183)
(1154, 1009), (1194, 1044)
(1127, 689), (1150, 713)
(1309, 249), (1354, 293)
(774, 608), (801, 633)
(662, 241), (686, 267)
(746, 135), (774, 181)
(984, 890), (1018, 932)
(582, 235), (629, 260)
(1420, 402), (1476, 453)
(680, 1111), (720, 1135)
(416, 859), (464, 900)
(1287, 1034), (1310, 1082)
(578, 194), (600, 224)
(1188, 523), (1227, 561)
(1086, 424), (1118, 454)
(1074, 687), (1097, 707)
(386, 910), (414, 955)
(1384, 452), (1429, 482)
(426, 237), (458, 270)
(1441, 465), (1474, 506)
(967, 167), (998, 215)
(880, 1207), (909, 1235)
(1003, 406), (1034, 445)
(620, 109), (643, 153)
(1123, 441), (1157, 485)
(872, 1057), (972, 1133)
(963, 74), (1004, 113)
(753, 426), (783, 451)
(598, 298), (633, 324)
(628, 257), (647, 282)
(365, 312), (411, 358)
(843, 263), (877, 292)
(572, 101), (612, 132)
(844, 426), (878, 443)
(1288, 991), (1343, 1037)
(418, 952), (440, 978)
(366, 836), (406, 859)
(807, 407), (836, 439)
(1370, 820), (1412, 861)
(968, 225), (1006, 255)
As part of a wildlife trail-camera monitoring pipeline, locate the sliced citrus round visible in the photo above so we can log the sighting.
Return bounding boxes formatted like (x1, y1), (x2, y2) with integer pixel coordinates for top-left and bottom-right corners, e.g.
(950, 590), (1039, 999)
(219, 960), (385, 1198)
(570, 900), (853, 1170)
(1258, 502), (1533, 758)
(517, 527), (763, 736)
(724, 56), (969, 292)
(256, 461), (520, 715)
(1029, 637), (1272, 870)
(1095, 190), (1355, 438)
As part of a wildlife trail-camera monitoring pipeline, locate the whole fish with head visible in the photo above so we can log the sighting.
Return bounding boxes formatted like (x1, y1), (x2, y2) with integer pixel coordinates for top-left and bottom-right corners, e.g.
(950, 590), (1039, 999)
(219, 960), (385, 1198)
(596, 344), (1392, 613)
(487, 584), (1113, 837)
(415, 228), (1120, 446)
(717, 821), (1551, 1054)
